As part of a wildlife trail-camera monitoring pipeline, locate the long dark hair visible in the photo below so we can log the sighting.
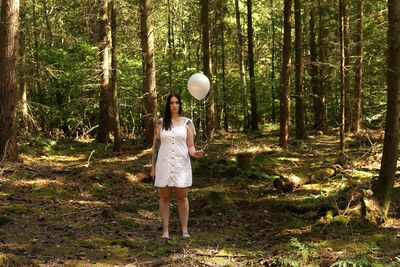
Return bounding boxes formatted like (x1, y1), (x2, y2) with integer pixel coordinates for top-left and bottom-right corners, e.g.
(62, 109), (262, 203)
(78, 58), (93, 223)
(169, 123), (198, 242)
(162, 93), (182, 130)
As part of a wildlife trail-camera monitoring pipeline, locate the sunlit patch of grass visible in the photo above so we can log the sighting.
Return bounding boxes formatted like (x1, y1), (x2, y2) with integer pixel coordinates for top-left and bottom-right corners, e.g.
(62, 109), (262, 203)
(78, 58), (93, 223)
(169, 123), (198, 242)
(261, 123), (280, 131)
(348, 170), (375, 179)
(137, 209), (158, 220)
(0, 192), (10, 198)
(13, 178), (61, 188)
(44, 154), (87, 162)
(67, 199), (108, 207)
(277, 157), (300, 162)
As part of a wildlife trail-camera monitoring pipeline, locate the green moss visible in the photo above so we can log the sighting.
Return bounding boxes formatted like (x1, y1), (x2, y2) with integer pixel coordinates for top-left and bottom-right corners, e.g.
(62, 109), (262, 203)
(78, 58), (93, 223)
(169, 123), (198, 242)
(153, 246), (171, 257)
(108, 245), (130, 257)
(30, 187), (61, 198)
(333, 215), (350, 225)
(0, 215), (14, 225)
(3, 204), (29, 214)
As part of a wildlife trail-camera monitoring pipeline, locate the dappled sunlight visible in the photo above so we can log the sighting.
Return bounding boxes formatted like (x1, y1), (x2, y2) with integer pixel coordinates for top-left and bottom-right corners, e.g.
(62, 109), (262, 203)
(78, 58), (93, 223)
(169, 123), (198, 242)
(67, 199), (108, 207)
(1, 130), (398, 265)
(13, 178), (61, 188)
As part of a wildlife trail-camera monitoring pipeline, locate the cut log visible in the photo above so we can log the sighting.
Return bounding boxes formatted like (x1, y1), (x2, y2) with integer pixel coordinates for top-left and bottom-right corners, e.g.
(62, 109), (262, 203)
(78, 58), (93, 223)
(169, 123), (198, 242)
(273, 168), (336, 192)
(273, 174), (310, 192)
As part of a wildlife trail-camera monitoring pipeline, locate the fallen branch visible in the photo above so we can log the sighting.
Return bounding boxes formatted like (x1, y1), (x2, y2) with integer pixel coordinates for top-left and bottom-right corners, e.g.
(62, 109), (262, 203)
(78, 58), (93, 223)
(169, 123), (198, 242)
(0, 139), (10, 166)
(195, 252), (250, 258)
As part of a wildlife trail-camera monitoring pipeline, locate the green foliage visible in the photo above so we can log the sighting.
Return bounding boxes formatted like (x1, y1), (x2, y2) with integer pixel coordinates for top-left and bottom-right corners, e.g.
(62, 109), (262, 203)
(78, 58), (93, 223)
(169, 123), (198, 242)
(330, 258), (372, 267)
(0, 215), (13, 226)
(271, 238), (319, 267)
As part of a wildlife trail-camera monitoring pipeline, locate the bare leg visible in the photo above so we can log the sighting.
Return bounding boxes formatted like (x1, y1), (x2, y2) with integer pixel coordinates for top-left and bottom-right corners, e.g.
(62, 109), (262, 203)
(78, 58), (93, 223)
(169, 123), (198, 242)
(175, 187), (190, 237)
(159, 187), (172, 238)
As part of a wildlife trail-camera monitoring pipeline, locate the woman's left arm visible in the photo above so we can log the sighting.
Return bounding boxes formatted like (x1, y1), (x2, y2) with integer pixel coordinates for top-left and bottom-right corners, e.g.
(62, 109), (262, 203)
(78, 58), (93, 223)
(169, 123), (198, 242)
(186, 121), (203, 158)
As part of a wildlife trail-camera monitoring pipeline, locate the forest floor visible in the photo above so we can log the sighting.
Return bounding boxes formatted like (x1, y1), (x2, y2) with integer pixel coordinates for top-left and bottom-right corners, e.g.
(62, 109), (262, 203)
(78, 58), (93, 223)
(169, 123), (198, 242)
(0, 127), (399, 266)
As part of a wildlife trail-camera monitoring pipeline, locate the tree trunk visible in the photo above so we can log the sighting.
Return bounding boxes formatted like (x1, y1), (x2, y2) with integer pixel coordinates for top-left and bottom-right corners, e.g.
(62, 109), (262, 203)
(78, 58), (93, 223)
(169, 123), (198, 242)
(234, 0), (248, 130)
(309, 1), (319, 130)
(110, 0), (121, 152)
(294, 0), (305, 139)
(339, 0), (346, 151)
(221, 0), (228, 132)
(372, 0), (400, 219)
(19, 0), (29, 131)
(343, 0), (351, 133)
(40, 0), (53, 47)
(96, 0), (113, 143)
(316, 0), (327, 130)
(140, 0), (158, 146)
(167, 0), (173, 92)
(32, 0), (45, 131)
(339, 0), (352, 133)
(201, 0), (215, 138)
(0, 0), (20, 161)
(212, 2), (220, 130)
(270, 0), (276, 123)
(279, 0), (292, 148)
(247, 0), (258, 131)
(352, 0), (364, 133)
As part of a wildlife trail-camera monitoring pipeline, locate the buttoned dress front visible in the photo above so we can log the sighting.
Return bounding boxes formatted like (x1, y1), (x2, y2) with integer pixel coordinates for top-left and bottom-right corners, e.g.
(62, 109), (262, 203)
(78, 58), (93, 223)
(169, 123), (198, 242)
(154, 118), (193, 188)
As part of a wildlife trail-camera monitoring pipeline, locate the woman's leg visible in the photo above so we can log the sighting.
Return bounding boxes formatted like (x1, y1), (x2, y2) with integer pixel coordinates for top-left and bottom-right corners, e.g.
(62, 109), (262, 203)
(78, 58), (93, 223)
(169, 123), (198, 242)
(175, 187), (189, 237)
(159, 187), (172, 238)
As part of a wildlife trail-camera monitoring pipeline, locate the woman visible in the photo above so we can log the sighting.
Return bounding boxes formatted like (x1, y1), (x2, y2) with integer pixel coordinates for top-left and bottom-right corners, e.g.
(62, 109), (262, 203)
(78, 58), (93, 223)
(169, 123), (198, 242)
(151, 93), (203, 238)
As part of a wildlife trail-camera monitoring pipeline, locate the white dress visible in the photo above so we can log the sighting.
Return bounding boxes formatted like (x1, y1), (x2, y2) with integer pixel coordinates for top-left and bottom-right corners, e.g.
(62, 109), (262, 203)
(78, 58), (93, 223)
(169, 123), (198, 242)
(154, 117), (194, 188)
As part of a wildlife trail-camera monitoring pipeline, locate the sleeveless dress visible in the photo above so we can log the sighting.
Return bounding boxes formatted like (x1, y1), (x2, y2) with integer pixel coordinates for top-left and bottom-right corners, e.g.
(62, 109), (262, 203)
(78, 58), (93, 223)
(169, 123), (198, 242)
(154, 117), (194, 188)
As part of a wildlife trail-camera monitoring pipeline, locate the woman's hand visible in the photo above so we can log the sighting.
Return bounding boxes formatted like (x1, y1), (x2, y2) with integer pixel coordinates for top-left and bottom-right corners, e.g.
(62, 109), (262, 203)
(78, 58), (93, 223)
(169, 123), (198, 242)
(151, 167), (155, 178)
(192, 149), (203, 159)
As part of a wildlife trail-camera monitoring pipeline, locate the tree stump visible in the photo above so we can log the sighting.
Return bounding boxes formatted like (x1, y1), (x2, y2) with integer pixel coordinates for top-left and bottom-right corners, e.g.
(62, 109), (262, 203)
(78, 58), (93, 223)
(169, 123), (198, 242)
(236, 152), (252, 169)
(361, 189), (386, 225)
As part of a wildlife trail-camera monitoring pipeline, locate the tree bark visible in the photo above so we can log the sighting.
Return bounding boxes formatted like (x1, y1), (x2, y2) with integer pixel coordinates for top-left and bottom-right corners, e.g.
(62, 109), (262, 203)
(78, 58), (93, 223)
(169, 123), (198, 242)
(221, 0), (228, 131)
(316, 0), (327, 130)
(0, 0), (20, 161)
(246, 0), (258, 131)
(235, 0), (248, 130)
(201, 0), (215, 138)
(279, 0), (292, 148)
(167, 0), (173, 92)
(352, 0), (364, 133)
(110, 0), (121, 152)
(342, 0), (351, 133)
(372, 0), (400, 219)
(294, 0), (305, 139)
(140, 0), (158, 146)
(339, 0), (346, 151)
(40, 0), (53, 47)
(310, 1), (321, 130)
(96, 0), (113, 143)
(270, 0), (276, 123)
(19, 0), (29, 131)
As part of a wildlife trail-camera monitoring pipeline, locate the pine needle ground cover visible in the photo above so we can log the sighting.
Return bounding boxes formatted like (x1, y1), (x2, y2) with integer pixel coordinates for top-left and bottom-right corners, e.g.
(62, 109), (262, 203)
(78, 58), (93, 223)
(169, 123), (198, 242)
(0, 129), (399, 266)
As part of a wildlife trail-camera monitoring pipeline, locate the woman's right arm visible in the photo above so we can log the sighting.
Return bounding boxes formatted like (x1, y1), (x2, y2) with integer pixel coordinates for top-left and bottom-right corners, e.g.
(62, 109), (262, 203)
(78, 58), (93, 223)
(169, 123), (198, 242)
(151, 121), (162, 178)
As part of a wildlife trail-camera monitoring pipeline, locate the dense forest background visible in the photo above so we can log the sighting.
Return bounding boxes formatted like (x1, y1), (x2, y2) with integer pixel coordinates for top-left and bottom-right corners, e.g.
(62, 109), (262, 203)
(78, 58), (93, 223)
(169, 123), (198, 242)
(14, 0), (388, 138)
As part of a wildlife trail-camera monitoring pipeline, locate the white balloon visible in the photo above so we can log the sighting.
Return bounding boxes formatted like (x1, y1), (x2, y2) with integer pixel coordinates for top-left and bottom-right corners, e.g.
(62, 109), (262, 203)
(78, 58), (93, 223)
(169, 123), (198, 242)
(187, 73), (210, 100)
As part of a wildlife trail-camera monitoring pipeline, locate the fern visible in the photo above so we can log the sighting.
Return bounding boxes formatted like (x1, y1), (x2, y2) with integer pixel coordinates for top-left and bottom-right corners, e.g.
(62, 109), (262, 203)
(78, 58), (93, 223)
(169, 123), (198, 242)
(330, 258), (371, 267)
